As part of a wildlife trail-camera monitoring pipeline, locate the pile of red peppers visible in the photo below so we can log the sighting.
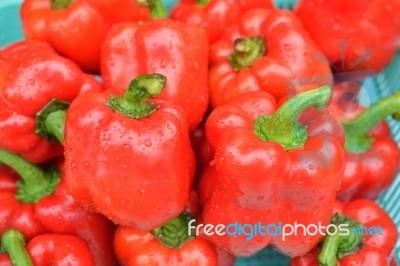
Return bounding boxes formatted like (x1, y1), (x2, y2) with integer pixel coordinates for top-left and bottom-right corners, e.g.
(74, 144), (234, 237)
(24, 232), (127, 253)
(0, 0), (399, 265)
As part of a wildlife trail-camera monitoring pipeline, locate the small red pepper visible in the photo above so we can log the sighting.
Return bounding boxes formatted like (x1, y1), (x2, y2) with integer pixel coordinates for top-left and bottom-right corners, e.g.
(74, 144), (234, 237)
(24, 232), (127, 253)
(329, 85), (400, 201)
(208, 9), (333, 107)
(0, 152), (117, 266)
(170, 0), (274, 43)
(294, 0), (400, 73)
(290, 199), (398, 266)
(0, 229), (95, 266)
(101, 0), (209, 131)
(21, 0), (150, 72)
(0, 40), (103, 163)
(114, 212), (219, 266)
(64, 74), (195, 230)
(202, 86), (346, 257)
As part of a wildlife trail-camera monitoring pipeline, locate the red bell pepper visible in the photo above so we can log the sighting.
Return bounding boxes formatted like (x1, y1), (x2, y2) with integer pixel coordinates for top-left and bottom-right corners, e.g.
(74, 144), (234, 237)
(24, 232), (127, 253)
(290, 199), (398, 266)
(64, 74), (195, 230)
(21, 0), (150, 72)
(101, 0), (209, 131)
(170, 0), (274, 43)
(329, 85), (400, 201)
(295, 0), (400, 73)
(0, 229), (95, 265)
(114, 212), (219, 266)
(0, 40), (103, 163)
(0, 152), (117, 266)
(201, 86), (346, 257)
(208, 9), (333, 107)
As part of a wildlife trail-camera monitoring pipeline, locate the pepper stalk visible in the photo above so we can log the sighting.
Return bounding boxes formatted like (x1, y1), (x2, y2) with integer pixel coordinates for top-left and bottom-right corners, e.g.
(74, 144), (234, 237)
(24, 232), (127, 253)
(318, 214), (364, 266)
(0, 229), (33, 266)
(254, 85), (332, 150)
(0, 149), (60, 203)
(136, 0), (168, 19)
(343, 90), (400, 153)
(151, 212), (195, 249)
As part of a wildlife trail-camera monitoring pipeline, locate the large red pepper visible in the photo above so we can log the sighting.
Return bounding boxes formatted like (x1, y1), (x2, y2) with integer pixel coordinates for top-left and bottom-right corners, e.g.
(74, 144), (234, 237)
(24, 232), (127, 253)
(290, 199), (398, 266)
(329, 85), (400, 201)
(0, 40), (103, 163)
(21, 0), (150, 72)
(0, 229), (95, 266)
(170, 0), (274, 43)
(208, 9), (333, 107)
(294, 0), (400, 73)
(201, 86), (346, 257)
(114, 212), (219, 266)
(0, 152), (117, 266)
(64, 74), (195, 230)
(101, 0), (209, 131)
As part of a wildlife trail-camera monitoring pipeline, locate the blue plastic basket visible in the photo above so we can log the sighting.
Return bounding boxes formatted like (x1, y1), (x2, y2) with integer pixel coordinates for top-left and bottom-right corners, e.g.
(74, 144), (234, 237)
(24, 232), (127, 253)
(0, 0), (398, 265)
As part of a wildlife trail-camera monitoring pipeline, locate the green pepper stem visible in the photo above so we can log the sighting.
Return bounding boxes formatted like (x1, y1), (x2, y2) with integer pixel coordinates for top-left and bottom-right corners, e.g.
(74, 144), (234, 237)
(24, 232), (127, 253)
(1, 230), (33, 266)
(36, 99), (69, 144)
(0, 149), (60, 203)
(51, 0), (73, 9)
(106, 74), (166, 119)
(254, 86), (332, 150)
(318, 214), (364, 266)
(136, 0), (168, 19)
(343, 91), (400, 153)
(151, 212), (195, 249)
(228, 36), (266, 71)
(196, 0), (208, 6)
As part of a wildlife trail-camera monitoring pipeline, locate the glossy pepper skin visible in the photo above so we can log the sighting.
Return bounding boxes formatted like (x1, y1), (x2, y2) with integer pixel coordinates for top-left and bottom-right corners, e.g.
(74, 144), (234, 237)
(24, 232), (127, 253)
(64, 74), (195, 230)
(290, 199), (398, 266)
(208, 9), (333, 107)
(170, 0), (274, 43)
(0, 40), (103, 163)
(329, 85), (400, 201)
(0, 230), (95, 266)
(114, 212), (219, 266)
(0, 157), (117, 266)
(21, 0), (150, 72)
(201, 87), (346, 257)
(101, 11), (209, 131)
(295, 0), (400, 73)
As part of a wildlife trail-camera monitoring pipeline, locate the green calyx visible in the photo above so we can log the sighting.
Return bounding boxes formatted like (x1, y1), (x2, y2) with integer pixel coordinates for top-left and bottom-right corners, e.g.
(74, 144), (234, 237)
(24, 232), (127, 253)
(254, 85), (332, 150)
(0, 149), (60, 203)
(135, 0), (168, 19)
(228, 36), (266, 71)
(318, 214), (365, 266)
(151, 212), (195, 249)
(1, 230), (33, 266)
(196, 0), (208, 6)
(343, 91), (400, 153)
(51, 0), (74, 10)
(106, 74), (166, 119)
(36, 99), (69, 144)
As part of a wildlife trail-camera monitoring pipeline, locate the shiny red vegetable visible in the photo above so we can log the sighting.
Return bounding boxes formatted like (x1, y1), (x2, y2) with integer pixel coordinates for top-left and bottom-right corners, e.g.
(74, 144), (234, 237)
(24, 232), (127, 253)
(0, 229), (95, 266)
(295, 0), (400, 73)
(170, 0), (274, 43)
(290, 199), (398, 266)
(101, 0), (209, 130)
(21, 0), (150, 72)
(208, 9), (333, 107)
(114, 212), (219, 266)
(329, 84), (400, 201)
(64, 74), (195, 230)
(202, 86), (346, 257)
(0, 154), (117, 266)
(0, 40), (103, 163)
